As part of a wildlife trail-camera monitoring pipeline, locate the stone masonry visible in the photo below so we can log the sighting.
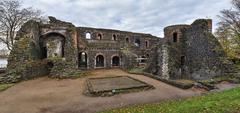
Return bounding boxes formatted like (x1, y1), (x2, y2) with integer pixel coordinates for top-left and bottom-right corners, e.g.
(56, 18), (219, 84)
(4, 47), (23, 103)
(0, 17), (235, 83)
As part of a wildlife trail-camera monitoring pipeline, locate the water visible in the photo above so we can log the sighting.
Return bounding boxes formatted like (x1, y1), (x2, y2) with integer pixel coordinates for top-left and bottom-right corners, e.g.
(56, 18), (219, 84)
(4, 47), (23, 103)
(0, 58), (7, 68)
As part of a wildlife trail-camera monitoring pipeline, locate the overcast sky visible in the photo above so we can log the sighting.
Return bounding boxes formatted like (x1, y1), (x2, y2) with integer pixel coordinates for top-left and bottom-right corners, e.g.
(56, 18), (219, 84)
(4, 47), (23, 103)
(21, 0), (232, 37)
(0, 0), (233, 50)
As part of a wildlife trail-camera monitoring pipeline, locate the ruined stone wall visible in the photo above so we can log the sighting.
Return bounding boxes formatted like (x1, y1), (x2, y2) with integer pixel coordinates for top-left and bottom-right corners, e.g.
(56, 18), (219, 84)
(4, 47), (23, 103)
(39, 17), (78, 77)
(77, 27), (159, 69)
(1, 20), (50, 83)
(182, 19), (233, 79)
(155, 19), (231, 79)
(163, 25), (190, 79)
(4, 16), (230, 82)
(147, 19), (234, 80)
(8, 20), (42, 69)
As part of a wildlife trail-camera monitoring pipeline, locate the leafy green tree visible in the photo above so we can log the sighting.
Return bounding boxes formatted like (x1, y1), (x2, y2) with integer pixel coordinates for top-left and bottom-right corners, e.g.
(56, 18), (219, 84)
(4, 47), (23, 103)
(216, 0), (240, 58)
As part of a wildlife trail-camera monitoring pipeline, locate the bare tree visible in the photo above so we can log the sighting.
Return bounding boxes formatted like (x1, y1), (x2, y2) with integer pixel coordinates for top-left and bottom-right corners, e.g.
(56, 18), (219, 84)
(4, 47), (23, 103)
(0, 0), (42, 51)
(216, 0), (240, 58)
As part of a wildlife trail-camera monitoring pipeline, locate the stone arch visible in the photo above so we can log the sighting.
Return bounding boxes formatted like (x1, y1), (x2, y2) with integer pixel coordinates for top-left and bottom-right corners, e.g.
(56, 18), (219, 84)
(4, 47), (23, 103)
(40, 32), (65, 59)
(134, 38), (140, 47)
(97, 33), (103, 40)
(125, 37), (129, 43)
(95, 53), (105, 68)
(85, 32), (91, 39)
(173, 32), (178, 42)
(145, 40), (149, 48)
(171, 30), (182, 43)
(78, 52), (88, 68)
(111, 54), (120, 67)
(112, 34), (117, 41)
(41, 31), (67, 38)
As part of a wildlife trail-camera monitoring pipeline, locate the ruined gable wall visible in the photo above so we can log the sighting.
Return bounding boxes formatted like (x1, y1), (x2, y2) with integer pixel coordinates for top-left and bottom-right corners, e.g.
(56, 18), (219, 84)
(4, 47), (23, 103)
(0, 20), (50, 83)
(39, 17), (79, 77)
(183, 19), (234, 79)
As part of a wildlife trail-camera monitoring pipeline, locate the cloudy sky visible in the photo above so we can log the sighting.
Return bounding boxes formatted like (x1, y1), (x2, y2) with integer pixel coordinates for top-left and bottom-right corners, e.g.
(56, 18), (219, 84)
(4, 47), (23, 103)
(18, 0), (236, 37)
(21, 0), (232, 37)
(0, 0), (233, 49)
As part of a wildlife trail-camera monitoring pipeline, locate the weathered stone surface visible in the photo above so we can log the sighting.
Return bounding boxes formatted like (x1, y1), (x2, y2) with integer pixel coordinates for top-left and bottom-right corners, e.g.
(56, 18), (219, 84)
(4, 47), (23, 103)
(146, 19), (235, 80)
(1, 17), (235, 83)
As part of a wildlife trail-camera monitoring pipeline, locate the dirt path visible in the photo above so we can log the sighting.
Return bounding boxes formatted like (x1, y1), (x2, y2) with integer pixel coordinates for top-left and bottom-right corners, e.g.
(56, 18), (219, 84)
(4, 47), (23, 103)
(0, 69), (201, 113)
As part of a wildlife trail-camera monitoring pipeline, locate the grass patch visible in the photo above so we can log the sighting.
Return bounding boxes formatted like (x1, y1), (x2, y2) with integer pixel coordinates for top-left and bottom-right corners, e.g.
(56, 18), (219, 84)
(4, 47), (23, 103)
(67, 71), (90, 79)
(50, 70), (91, 79)
(0, 84), (14, 92)
(175, 79), (195, 84)
(128, 67), (145, 74)
(100, 87), (240, 113)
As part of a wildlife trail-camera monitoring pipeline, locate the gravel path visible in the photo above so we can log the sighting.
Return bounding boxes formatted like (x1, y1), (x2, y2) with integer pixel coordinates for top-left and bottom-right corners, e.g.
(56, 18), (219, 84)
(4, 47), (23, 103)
(0, 69), (201, 113)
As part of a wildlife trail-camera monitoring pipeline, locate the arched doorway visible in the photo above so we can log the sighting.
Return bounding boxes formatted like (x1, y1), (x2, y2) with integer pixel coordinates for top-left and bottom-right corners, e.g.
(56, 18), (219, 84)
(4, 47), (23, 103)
(78, 52), (87, 68)
(41, 33), (65, 59)
(96, 55), (104, 67)
(112, 56), (120, 67)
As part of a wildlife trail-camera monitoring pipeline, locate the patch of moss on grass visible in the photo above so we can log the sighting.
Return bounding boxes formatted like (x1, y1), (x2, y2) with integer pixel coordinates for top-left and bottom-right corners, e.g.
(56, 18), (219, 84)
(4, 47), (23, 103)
(128, 67), (145, 74)
(0, 84), (14, 92)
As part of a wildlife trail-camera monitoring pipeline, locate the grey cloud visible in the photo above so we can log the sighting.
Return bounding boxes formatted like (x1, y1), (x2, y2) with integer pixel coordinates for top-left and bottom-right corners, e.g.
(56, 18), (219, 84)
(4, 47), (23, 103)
(22, 0), (232, 37)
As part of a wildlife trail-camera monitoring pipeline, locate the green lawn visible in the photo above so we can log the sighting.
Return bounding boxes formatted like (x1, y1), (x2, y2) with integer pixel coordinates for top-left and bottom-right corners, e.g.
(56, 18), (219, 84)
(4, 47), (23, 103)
(0, 84), (14, 92)
(100, 87), (240, 113)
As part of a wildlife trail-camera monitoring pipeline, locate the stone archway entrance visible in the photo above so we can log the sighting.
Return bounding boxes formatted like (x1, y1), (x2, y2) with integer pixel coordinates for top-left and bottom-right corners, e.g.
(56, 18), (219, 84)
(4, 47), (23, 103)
(41, 33), (65, 59)
(78, 52), (87, 68)
(96, 55), (104, 67)
(112, 56), (120, 67)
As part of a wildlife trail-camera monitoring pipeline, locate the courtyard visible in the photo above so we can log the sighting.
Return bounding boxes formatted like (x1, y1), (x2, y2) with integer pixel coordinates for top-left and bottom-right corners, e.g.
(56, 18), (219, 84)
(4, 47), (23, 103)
(0, 69), (201, 113)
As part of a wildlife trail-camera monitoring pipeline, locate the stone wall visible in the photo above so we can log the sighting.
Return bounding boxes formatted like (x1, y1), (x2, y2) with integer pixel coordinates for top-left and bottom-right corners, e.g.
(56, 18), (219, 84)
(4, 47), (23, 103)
(1, 20), (50, 83)
(182, 19), (234, 79)
(2, 17), (233, 83)
(1, 16), (160, 83)
(146, 19), (235, 80)
(77, 27), (159, 69)
(39, 17), (78, 77)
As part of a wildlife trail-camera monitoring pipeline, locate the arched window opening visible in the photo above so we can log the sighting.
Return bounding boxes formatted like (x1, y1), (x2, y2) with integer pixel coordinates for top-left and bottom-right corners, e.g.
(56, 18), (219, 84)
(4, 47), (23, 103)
(85, 32), (91, 39)
(97, 33), (102, 40)
(173, 32), (178, 42)
(81, 52), (86, 62)
(134, 38), (140, 47)
(96, 55), (104, 67)
(112, 56), (120, 66)
(112, 34), (117, 41)
(126, 38), (129, 43)
(78, 52), (87, 68)
(145, 41), (149, 48)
